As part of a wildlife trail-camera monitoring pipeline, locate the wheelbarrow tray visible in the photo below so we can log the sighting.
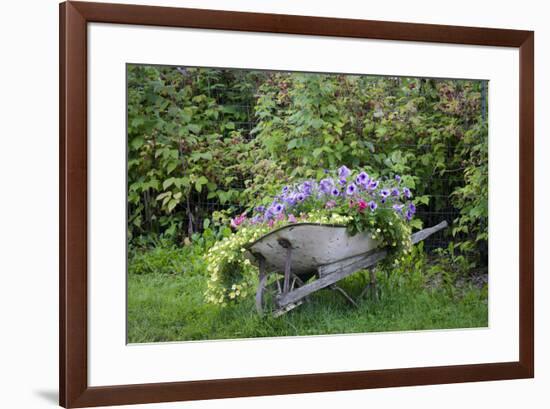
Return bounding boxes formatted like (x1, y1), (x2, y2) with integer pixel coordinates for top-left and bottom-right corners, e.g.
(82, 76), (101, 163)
(246, 223), (379, 275)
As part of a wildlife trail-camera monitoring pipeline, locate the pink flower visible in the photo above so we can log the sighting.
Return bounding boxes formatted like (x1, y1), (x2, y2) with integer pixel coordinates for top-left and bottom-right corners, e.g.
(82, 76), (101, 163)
(230, 212), (247, 229)
(325, 200), (337, 209)
(357, 199), (367, 212)
(268, 219), (275, 228)
(288, 214), (297, 223)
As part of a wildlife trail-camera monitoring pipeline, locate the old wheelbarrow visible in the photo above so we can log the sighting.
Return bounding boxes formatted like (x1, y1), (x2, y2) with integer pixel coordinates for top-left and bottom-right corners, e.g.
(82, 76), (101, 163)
(246, 221), (448, 317)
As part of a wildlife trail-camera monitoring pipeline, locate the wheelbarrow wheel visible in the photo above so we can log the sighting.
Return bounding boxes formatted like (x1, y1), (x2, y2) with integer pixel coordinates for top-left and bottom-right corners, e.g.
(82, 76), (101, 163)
(256, 272), (309, 316)
(255, 273), (283, 315)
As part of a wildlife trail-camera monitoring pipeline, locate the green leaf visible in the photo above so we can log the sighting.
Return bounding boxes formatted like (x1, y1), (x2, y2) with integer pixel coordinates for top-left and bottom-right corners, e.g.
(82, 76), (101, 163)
(287, 139), (298, 150)
(130, 117), (145, 128)
(187, 124), (201, 134)
(162, 178), (175, 190)
(409, 219), (423, 230)
(218, 191), (228, 204)
(174, 177), (189, 189)
(165, 224), (176, 236)
(156, 192), (171, 201)
(375, 126), (387, 137)
(167, 199), (178, 212)
(130, 136), (144, 150)
(190, 152), (213, 161)
(416, 195), (430, 205)
(166, 161), (178, 174)
(311, 118), (324, 129)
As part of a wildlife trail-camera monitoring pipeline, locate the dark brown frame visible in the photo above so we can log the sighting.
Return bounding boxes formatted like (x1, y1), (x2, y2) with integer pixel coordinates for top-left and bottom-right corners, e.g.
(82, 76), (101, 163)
(59, 1), (534, 407)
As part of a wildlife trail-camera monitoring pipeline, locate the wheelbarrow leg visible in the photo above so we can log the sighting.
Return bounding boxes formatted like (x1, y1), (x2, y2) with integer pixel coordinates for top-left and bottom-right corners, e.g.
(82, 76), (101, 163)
(359, 268), (378, 301)
(255, 256), (268, 314)
(283, 246), (292, 294)
(370, 269), (378, 301)
(290, 273), (308, 299)
(276, 238), (293, 295)
(330, 284), (358, 308)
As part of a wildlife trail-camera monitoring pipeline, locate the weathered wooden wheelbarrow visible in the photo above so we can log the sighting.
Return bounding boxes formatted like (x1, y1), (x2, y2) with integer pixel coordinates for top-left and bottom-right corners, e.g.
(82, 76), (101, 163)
(245, 221), (448, 317)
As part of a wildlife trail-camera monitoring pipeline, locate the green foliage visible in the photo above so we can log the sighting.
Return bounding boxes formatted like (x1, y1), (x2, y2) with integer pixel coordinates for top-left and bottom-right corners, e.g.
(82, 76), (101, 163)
(451, 122), (489, 254)
(379, 241), (430, 292)
(250, 74), (487, 258)
(128, 65), (488, 265)
(127, 66), (266, 243)
(345, 206), (412, 269)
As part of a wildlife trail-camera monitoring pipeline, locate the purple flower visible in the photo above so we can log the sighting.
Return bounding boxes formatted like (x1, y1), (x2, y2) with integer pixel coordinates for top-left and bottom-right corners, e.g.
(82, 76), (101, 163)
(319, 178), (334, 194)
(380, 189), (390, 199)
(408, 202), (416, 214)
(264, 208), (274, 220)
(282, 186), (290, 194)
(296, 193), (306, 202)
(325, 200), (337, 209)
(250, 215), (262, 224)
(391, 188), (400, 197)
(271, 202), (284, 214)
(403, 187), (412, 199)
(339, 179), (347, 185)
(357, 171), (369, 183)
(368, 180), (379, 190)
(331, 188), (340, 197)
(300, 181), (313, 195)
(346, 183), (357, 195)
(287, 214), (297, 223)
(283, 194), (296, 206)
(255, 205), (265, 213)
(405, 210), (413, 221)
(338, 165), (351, 180)
(392, 204), (404, 213)
(368, 201), (378, 212)
(395, 175), (401, 183)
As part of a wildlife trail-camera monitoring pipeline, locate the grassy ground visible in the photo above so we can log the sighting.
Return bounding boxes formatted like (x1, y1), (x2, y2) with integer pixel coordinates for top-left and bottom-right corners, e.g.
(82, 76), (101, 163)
(127, 260), (488, 343)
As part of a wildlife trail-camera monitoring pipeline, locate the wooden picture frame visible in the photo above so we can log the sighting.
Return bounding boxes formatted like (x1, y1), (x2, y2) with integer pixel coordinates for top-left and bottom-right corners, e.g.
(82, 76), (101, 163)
(59, 1), (534, 407)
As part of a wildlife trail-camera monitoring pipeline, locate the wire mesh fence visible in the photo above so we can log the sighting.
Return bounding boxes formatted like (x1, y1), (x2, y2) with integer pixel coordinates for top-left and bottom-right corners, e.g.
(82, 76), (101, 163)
(128, 65), (488, 261)
(183, 131), (482, 257)
(202, 79), (485, 255)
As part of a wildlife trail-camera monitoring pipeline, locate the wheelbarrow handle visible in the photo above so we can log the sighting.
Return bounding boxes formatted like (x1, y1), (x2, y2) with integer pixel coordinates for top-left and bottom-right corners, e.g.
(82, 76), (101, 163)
(411, 220), (448, 245)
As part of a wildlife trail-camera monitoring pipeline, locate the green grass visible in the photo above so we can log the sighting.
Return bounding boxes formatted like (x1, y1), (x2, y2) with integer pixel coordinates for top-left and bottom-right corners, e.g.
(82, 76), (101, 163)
(127, 262), (488, 343)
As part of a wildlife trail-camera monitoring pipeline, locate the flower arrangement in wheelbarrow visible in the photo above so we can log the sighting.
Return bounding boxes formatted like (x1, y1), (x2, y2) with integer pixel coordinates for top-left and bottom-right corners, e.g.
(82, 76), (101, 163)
(204, 166), (419, 306)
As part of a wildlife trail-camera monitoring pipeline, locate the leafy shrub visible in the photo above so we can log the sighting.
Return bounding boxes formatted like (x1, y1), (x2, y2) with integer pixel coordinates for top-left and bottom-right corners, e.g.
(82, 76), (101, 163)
(127, 66), (266, 242)
(127, 66), (488, 268)
(379, 241), (429, 291)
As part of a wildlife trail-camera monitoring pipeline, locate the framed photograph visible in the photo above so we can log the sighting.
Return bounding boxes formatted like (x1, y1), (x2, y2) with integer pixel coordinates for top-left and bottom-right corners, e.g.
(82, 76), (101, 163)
(60, 1), (534, 407)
